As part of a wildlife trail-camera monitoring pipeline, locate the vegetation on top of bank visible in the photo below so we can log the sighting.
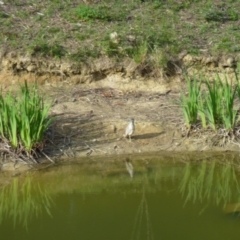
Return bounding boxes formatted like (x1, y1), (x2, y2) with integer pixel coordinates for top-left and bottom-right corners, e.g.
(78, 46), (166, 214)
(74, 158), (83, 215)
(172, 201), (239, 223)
(0, 0), (239, 65)
(0, 82), (53, 163)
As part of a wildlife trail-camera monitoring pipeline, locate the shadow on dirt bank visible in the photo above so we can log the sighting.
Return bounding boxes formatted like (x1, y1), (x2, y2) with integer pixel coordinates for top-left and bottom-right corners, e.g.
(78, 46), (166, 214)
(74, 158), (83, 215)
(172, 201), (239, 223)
(45, 111), (105, 158)
(133, 132), (165, 140)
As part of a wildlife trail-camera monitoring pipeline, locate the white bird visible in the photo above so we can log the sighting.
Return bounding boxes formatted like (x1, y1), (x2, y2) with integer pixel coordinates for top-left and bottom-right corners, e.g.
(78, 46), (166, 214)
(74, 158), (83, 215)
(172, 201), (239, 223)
(124, 118), (135, 141)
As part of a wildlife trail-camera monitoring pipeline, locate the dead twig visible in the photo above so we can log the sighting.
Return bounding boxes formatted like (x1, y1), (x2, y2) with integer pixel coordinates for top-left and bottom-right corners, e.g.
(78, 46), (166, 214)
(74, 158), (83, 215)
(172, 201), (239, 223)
(40, 151), (55, 164)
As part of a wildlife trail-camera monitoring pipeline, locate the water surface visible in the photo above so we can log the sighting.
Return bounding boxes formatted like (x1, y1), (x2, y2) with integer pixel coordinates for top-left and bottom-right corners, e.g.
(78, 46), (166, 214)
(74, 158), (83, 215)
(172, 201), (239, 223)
(1, 152), (240, 240)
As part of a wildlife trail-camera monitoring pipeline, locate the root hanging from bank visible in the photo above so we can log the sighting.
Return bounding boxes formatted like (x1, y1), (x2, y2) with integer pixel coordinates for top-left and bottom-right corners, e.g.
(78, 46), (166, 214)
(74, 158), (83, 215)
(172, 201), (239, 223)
(181, 123), (240, 148)
(0, 137), (54, 166)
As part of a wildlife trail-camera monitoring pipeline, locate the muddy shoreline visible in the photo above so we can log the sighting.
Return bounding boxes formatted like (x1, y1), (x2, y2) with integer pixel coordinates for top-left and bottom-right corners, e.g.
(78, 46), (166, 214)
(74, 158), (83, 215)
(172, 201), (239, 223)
(0, 53), (240, 171)
(2, 76), (240, 173)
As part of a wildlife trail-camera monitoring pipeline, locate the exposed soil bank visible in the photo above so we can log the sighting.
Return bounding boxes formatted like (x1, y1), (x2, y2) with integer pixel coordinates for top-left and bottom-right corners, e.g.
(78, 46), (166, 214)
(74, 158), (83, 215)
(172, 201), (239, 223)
(0, 53), (239, 85)
(0, 54), (240, 171)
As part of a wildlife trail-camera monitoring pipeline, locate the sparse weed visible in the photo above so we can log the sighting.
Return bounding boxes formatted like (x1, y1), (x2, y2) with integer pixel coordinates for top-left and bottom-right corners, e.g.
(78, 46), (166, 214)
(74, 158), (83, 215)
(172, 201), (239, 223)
(101, 38), (121, 57)
(151, 49), (169, 69)
(128, 41), (148, 63)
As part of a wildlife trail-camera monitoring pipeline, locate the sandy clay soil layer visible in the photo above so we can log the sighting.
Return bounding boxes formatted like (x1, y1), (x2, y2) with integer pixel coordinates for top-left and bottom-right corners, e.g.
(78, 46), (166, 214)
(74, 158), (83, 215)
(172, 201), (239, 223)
(0, 54), (240, 171)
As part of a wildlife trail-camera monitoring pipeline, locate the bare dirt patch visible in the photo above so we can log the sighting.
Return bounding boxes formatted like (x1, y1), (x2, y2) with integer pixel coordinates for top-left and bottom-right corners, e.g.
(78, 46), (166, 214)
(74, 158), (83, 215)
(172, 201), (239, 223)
(0, 55), (240, 170)
(31, 74), (239, 162)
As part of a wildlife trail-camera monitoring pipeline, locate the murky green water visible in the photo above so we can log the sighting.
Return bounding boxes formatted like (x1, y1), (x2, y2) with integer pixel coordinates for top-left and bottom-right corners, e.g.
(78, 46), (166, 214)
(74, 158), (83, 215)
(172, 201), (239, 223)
(1, 153), (240, 240)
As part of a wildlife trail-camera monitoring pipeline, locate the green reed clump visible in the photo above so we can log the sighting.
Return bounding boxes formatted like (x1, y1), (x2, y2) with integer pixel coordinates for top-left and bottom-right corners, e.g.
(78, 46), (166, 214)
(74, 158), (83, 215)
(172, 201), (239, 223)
(181, 74), (239, 131)
(197, 94), (207, 129)
(203, 76), (238, 131)
(0, 82), (52, 157)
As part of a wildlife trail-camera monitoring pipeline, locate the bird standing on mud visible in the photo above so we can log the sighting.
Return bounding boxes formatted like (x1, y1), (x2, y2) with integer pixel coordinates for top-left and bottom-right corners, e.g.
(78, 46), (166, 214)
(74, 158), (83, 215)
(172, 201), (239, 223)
(124, 118), (135, 141)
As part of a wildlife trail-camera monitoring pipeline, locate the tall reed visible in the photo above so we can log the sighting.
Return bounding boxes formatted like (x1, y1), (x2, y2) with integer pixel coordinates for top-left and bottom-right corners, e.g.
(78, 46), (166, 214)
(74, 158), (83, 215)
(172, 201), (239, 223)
(0, 82), (52, 155)
(181, 74), (239, 131)
(18, 82), (52, 150)
(220, 77), (238, 130)
(198, 94), (207, 129)
(181, 77), (201, 128)
(204, 76), (238, 131)
(204, 78), (223, 130)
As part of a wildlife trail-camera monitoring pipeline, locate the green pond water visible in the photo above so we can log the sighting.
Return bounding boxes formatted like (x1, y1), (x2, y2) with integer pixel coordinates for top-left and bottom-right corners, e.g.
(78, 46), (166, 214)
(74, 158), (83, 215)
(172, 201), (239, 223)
(1, 152), (240, 240)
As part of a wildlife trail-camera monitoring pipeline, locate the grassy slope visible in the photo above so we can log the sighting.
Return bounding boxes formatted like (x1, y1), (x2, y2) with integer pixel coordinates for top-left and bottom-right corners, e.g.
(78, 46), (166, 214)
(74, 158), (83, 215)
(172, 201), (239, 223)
(0, 0), (239, 65)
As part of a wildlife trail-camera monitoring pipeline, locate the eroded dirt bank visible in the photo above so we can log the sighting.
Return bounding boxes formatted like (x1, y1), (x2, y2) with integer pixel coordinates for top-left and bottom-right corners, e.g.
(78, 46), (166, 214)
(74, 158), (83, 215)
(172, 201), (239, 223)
(0, 54), (240, 171)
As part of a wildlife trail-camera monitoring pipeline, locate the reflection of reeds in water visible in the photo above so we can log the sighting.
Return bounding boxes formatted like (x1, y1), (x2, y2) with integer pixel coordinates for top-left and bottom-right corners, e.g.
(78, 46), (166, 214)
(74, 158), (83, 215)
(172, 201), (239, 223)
(131, 188), (154, 240)
(179, 160), (240, 206)
(0, 176), (52, 228)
